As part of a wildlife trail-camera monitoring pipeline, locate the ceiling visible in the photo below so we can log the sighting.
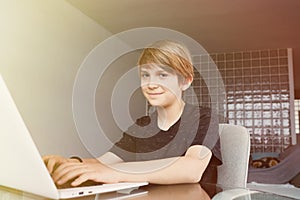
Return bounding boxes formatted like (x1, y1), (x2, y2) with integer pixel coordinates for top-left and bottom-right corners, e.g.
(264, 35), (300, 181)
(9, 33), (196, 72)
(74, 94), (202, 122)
(67, 0), (300, 98)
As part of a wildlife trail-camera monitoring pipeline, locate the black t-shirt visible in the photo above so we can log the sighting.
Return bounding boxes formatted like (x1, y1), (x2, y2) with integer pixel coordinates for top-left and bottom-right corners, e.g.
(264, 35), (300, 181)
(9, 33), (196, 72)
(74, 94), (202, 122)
(109, 104), (222, 183)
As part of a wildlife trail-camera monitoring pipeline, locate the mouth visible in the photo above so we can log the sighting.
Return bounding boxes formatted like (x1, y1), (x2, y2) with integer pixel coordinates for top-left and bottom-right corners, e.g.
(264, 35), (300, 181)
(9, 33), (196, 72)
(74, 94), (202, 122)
(146, 92), (164, 96)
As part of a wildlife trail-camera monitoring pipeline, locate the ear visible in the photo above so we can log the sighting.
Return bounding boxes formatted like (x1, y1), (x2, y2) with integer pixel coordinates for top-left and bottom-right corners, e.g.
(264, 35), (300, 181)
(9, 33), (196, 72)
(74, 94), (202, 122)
(181, 76), (193, 91)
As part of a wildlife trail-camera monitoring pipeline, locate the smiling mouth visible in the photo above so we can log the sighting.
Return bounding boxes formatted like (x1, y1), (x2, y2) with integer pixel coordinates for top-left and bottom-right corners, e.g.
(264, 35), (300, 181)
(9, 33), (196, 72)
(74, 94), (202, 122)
(147, 92), (164, 96)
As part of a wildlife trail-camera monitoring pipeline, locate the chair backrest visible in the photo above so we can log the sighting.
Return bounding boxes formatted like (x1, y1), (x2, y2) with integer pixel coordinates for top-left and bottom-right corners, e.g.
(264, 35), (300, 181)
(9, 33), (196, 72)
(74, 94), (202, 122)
(217, 124), (251, 188)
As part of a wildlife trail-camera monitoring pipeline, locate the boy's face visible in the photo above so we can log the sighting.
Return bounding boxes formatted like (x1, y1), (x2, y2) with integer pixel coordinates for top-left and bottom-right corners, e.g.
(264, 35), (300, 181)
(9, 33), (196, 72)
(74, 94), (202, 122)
(140, 64), (185, 108)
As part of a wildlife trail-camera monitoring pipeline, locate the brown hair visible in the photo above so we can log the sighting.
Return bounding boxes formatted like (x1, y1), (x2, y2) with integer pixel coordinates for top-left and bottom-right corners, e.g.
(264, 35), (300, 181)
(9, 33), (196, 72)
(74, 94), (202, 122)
(138, 40), (194, 80)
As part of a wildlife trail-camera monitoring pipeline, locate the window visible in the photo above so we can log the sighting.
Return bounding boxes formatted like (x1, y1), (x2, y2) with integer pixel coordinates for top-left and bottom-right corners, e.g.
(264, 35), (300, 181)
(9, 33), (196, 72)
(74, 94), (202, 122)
(185, 48), (295, 153)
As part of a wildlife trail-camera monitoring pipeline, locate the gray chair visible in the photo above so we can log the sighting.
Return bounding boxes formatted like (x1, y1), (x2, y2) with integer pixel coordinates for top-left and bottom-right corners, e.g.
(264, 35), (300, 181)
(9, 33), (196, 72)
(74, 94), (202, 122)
(217, 124), (251, 188)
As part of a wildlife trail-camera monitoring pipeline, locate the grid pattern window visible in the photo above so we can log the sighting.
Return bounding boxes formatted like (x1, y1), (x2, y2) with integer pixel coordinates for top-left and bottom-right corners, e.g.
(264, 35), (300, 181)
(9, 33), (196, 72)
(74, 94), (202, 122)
(184, 54), (226, 123)
(187, 49), (294, 153)
(295, 99), (300, 134)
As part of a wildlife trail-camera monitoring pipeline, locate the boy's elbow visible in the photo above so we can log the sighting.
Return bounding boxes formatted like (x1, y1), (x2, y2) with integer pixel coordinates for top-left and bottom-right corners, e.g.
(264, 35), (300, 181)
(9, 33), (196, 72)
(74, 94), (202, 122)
(183, 148), (212, 183)
(183, 158), (212, 183)
(187, 173), (202, 183)
(189, 164), (206, 183)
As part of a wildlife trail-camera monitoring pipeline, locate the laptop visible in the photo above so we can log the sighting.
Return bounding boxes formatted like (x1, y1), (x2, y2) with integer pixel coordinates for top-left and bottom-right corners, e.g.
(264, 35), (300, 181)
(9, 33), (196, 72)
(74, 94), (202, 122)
(0, 75), (148, 199)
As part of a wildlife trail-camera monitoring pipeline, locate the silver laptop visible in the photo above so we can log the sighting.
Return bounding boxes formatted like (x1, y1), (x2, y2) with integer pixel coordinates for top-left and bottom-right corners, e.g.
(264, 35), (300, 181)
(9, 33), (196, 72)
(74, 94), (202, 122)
(0, 75), (148, 199)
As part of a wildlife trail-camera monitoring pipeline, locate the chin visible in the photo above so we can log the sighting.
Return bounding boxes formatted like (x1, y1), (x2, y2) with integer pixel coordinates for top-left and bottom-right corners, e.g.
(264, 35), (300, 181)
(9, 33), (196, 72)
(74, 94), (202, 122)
(149, 102), (171, 109)
(147, 100), (163, 107)
(148, 102), (161, 107)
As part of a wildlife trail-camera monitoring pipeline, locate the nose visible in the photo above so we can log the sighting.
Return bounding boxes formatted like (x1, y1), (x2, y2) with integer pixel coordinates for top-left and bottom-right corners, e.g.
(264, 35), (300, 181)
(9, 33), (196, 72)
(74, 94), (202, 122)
(141, 75), (159, 89)
(148, 75), (161, 89)
(148, 82), (159, 89)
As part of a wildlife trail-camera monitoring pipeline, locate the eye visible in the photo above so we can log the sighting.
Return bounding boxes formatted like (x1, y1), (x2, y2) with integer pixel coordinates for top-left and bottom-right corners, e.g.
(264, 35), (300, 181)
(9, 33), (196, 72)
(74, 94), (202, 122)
(140, 72), (150, 78)
(159, 73), (168, 78)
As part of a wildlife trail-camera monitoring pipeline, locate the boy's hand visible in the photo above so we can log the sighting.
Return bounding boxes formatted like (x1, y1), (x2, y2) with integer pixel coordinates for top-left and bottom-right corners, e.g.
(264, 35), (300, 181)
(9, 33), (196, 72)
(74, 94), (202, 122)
(43, 155), (80, 174)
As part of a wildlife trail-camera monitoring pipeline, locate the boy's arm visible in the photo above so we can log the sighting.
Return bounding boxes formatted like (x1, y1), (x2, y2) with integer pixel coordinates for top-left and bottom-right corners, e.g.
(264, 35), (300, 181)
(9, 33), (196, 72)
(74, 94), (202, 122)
(51, 145), (212, 186)
(110, 145), (212, 184)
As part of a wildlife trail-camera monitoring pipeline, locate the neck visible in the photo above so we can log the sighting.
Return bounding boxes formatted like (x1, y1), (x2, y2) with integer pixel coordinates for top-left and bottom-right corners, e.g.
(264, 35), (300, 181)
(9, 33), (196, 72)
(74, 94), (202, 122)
(156, 100), (185, 131)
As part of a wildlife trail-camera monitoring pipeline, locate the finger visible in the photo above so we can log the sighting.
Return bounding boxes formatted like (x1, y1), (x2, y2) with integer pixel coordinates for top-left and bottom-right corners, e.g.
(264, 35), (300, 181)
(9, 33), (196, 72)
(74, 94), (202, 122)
(42, 157), (54, 174)
(42, 155), (63, 174)
(46, 158), (57, 174)
(42, 156), (50, 167)
(52, 161), (73, 176)
(57, 168), (93, 186)
(71, 173), (91, 186)
(52, 163), (77, 182)
(54, 164), (87, 185)
(42, 155), (51, 161)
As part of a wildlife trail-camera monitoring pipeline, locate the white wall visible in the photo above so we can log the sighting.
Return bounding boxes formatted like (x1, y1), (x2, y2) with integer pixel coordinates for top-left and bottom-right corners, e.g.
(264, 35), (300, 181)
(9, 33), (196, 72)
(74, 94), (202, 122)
(0, 0), (112, 157)
(96, 51), (146, 144)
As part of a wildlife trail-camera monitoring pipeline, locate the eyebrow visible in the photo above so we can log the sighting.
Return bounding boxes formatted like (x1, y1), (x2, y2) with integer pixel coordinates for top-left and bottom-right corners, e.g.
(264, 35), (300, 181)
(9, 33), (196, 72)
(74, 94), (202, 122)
(140, 66), (175, 74)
